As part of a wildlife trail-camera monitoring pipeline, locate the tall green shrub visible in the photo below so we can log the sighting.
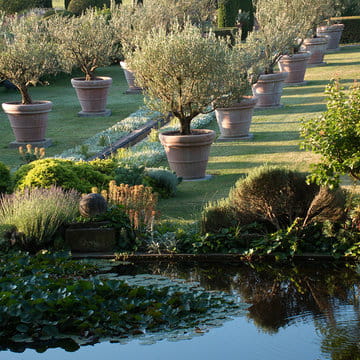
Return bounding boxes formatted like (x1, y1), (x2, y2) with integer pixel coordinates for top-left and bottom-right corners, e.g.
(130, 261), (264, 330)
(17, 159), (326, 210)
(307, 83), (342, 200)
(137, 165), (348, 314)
(218, 0), (240, 27)
(0, 162), (10, 194)
(301, 80), (360, 188)
(238, 0), (254, 39)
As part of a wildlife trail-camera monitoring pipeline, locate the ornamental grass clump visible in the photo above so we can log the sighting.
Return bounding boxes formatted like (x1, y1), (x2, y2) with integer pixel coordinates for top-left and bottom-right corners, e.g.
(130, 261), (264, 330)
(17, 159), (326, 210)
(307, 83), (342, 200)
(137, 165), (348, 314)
(0, 186), (80, 251)
(127, 21), (254, 135)
(0, 13), (62, 104)
(96, 181), (157, 230)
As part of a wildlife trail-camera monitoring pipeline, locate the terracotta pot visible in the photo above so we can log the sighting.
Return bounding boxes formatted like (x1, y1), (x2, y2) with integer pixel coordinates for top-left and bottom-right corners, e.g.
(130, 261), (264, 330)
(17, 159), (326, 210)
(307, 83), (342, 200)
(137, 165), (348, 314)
(278, 52), (311, 85)
(215, 96), (257, 140)
(71, 76), (112, 117)
(317, 24), (344, 51)
(2, 101), (52, 147)
(252, 72), (288, 108)
(159, 129), (216, 180)
(301, 37), (329, 66)
(120, 61), (142, 94)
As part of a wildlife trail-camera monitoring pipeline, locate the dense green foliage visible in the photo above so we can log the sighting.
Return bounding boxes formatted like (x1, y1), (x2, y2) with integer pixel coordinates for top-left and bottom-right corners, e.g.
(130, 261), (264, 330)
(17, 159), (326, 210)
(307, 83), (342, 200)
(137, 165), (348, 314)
(237, 0), (254, 39)
(338, 0), (360, 16)
(0, 0), (52, 13)
(0, 252), (243, 350)
(301, 80), (360, 188)
(191, 166), (357, 258)
(0, 162), (10, 194)
(114, 165), (145, 186)
(217, 0), (241, 27)
(13, 158), (112, 193)
(340, 17), (360, 43)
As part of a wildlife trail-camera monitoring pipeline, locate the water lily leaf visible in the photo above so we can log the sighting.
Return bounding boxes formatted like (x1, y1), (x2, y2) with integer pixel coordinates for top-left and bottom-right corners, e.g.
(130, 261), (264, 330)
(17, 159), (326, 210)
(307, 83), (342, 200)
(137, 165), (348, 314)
(16, 324), (29, 333)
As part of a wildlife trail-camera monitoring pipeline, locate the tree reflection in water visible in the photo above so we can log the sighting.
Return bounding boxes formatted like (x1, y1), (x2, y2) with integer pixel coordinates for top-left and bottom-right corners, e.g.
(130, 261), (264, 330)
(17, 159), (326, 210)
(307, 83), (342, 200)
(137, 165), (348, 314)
(126, 261), (360, 359)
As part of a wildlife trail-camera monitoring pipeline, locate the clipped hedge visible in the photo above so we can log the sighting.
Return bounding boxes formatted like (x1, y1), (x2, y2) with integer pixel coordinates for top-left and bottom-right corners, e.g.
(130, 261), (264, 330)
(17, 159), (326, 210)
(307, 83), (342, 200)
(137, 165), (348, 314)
(0, 0), (52, 13)
(238, 0), (254, 40)
(67, 0), (121, 15)
(337, 17), (360, 43)
(218, 0), (240, 27)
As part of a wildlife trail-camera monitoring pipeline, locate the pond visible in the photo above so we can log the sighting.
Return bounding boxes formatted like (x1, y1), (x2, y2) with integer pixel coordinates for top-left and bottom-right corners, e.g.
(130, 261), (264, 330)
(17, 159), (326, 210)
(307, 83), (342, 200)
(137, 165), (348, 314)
(2, 260), (360, 360)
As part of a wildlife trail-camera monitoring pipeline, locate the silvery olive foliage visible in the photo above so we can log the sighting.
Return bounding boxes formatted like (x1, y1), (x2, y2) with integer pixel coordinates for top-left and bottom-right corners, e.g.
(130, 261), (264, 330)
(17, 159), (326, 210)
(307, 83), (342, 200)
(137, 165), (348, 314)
(127, 21), (261, 135)
(48, 9), (117, 80)
(110, 0), (216, 59)
(248, 0), (325, 73)
(0, 13), (62, 104)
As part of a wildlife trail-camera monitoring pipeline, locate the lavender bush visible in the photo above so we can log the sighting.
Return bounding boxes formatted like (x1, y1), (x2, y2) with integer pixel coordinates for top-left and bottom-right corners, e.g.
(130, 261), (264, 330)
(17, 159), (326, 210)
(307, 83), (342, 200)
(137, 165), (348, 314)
(0, 186), (80, 250)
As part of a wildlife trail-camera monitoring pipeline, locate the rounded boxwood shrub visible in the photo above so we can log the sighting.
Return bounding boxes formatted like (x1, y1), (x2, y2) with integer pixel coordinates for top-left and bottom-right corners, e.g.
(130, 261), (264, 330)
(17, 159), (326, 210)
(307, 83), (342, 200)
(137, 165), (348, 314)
(229, 166), (320, 230)
(143, 168), (181, 198)
(13, 158), (112, 193)
(0, 161), (11, 194)
(202, 166), (346, 233)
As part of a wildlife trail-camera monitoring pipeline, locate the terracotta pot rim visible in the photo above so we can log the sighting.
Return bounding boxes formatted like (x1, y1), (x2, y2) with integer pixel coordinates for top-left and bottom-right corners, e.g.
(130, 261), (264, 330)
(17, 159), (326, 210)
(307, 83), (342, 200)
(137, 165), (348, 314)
(160, 129), (215, 138)
(216, 96), (258, 111)
(257, 71), (288, 82)
(2, 100), (52, 106)
(71, 76), (112, 88)
(2, 101), (52, 113)
(71, 76), (112, 81)
(280, 52), (311, 61)
(317, 23), (344, 31)
(303, 36), (329, 45)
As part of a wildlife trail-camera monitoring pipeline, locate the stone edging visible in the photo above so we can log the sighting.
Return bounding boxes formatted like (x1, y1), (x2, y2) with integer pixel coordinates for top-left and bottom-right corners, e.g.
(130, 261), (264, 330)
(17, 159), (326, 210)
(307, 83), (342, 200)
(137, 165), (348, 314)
(88, 115), (170, 160)
(71, 252), (356, 263)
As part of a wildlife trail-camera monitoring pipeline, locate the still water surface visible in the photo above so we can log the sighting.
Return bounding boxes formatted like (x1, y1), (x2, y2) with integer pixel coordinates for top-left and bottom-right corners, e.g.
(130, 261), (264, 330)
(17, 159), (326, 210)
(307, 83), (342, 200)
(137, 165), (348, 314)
(2, 261), (360, 360)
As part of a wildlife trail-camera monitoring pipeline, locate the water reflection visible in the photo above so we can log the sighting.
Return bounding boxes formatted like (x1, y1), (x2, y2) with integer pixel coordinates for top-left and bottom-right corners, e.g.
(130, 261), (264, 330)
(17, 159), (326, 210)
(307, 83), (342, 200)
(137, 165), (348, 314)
(119, 261), (360, 359)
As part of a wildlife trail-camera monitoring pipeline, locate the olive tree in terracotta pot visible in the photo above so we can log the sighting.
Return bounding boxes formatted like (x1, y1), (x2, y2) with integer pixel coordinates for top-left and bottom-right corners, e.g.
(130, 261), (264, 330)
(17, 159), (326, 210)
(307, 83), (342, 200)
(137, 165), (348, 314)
(0, 13), (62, 147)
(299, 0), (338, 66)
(214, 37), (264, 140)
(249, 0), (308, 108)
(127, 22), (237, 180)
(110, 0), (216, 94)
(48, 10), (117, 116)
(276, 0), (319, 86)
